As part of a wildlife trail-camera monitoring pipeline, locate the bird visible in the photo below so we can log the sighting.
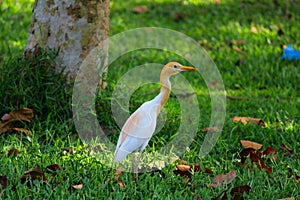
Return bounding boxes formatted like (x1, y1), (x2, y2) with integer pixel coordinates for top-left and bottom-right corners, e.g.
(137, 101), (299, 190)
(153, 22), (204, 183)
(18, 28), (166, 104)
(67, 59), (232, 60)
(114, 62), (196, 175)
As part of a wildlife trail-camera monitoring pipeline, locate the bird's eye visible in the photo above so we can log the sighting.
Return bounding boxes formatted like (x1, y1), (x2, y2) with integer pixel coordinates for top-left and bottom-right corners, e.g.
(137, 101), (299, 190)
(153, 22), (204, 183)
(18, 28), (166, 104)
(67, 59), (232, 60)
(174, 65), (177, 68)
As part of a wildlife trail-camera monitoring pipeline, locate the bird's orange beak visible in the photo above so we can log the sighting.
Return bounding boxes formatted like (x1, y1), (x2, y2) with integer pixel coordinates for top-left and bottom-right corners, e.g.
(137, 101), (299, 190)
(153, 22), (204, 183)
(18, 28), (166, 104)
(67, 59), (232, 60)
(180, 66), (197, 71)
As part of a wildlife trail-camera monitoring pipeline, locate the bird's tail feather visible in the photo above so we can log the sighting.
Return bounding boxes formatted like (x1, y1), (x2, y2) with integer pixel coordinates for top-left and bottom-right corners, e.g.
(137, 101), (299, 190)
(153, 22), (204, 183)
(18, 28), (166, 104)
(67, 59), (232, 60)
(114, 148), (131, 163)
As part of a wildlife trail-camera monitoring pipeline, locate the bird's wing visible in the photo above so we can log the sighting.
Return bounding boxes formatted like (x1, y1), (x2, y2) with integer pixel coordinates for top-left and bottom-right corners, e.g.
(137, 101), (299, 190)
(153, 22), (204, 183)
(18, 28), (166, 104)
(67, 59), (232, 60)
(114, 102), (158, 162)
(117, 103), (157, 148)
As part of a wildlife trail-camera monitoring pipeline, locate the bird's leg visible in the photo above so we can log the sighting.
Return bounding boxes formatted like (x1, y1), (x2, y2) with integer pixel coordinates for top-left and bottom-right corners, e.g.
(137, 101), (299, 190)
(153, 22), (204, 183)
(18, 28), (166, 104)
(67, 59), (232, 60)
(131, 153), (136, 176)
(135, 151), (142, 180)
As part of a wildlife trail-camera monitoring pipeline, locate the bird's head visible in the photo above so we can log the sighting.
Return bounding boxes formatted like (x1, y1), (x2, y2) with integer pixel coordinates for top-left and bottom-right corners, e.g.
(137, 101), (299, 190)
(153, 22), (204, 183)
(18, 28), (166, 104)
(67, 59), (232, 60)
(163, 62), (196, 76)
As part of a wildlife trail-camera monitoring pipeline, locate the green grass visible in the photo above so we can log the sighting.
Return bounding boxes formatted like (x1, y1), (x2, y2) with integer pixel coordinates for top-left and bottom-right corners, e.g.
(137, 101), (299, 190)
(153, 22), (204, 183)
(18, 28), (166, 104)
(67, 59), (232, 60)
(0, 0), (299, 199)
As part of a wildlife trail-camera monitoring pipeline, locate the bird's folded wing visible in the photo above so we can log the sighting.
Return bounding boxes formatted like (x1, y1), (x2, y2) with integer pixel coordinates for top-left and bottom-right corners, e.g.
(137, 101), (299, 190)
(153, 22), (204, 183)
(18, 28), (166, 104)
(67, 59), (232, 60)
(117, 105), (157, 148)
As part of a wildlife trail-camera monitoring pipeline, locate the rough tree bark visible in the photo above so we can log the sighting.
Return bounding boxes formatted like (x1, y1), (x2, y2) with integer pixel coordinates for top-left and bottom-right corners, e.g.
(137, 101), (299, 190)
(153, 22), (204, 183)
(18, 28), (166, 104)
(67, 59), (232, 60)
(24, 0), (110, 84)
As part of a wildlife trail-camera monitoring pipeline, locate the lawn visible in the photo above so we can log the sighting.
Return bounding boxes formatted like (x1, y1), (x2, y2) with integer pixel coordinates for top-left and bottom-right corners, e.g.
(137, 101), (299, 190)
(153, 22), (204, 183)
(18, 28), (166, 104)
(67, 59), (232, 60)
(0, 0), (299, 199)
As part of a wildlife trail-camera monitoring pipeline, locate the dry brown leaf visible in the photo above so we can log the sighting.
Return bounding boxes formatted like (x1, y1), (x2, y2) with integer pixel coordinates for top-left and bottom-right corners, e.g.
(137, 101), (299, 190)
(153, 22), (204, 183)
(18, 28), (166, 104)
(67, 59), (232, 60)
(281, 144), (293, 154)
(250, 152), (272, 174)
(12, 127), (31, 134)
(230, 185), (251, 199)
(46, 164), (60, 174)
(251, 27), (258, 34)
(0, 108), (34, 134)
(132, 5), (147, 13)
(233, 116), (265, 126)
(1, 114), (10, 121)
(201, 126), (218, 133)
(0, 121), (13, 134)
(113, 166), (126, 188)
(240, 147), (273, 174)
(240, 140), (263, 150)
(278, 197), (295, 200)
(263, 147), (276, 160)
(8, 108), (34, 122)
(171, 12), (186, 22)
(173, 169), (192, 180)
(72, 184), (83, 189)
(177, 164), (191, 172)
(20, 166), (47, 186)
(214, 184), (251, 200)
(115, 166), (122, 175)
(232, 45), (244, 53)
(208, 170), (237, 188)
(7, 148), (19, 157)
(204, 167), (214, 174)
(114, 175), (126, 188)
(170, 156), (180, 163)
(240, 148), (256, 164)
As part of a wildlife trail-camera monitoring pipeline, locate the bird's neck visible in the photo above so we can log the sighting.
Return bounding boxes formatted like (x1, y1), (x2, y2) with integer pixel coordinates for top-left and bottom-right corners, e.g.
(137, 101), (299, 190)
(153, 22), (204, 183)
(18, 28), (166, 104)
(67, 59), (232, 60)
(157, 72), (171, 113)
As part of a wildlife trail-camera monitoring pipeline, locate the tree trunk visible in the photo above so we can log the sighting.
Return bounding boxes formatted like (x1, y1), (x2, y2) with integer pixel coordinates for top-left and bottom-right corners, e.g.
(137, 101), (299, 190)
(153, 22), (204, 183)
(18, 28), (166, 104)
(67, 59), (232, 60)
(24, 0), (110, 84)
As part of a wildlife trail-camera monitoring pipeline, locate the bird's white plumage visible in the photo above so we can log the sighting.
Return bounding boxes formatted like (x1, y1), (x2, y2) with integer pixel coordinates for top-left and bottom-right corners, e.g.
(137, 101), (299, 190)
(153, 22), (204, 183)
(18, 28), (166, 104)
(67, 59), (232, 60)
(114, 99), (160, 162)
(113, 62), (196, 165)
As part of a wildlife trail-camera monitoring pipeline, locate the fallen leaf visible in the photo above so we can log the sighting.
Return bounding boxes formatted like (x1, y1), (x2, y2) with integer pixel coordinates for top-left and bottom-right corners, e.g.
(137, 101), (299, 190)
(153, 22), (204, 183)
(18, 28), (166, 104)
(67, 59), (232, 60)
(46, 164), (60, 174)
(177, 164), (191, 172)
(7, 148), (19, 157)
(240, 148), (256, 164)
(240, 147), (272, 174)
(278, 198), (295, 200)
(191, 163), (201, 172)
(230, 185), (251, 199)
(280, 144), (293, 154)
(115, 166), (122, 175)
(0, 108), (34, 135)
(7, 108), (34, 122)
(251, 27), (258, 34)
(251, 152), (272, 174)
(232, 46), (244, 53)
(132, 5), (147, 13)
(214, 184), (251, 200)
(1, 114), (10, 121)
(72, 184), (83, 189)
(20, 166), (47, 186)
(236, 40), (245, 45)
(262, 147), (276, 155)
(111, 166), (126, 188)
(201, 126), (218, 133)
(262, 147), (276, 159)
(173, 168), (192, 177)
(12, 127), (30, 135)
(170, 156), (180, 163)
(233, 116), (266, 126)
(171, 12), (186, 22)
(249, 151), (260, 162)
(204, 167), (214, 174)
(240, 140), (263, 150)
(208, 170), (237, 188)
(114, 175), (126, 188)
